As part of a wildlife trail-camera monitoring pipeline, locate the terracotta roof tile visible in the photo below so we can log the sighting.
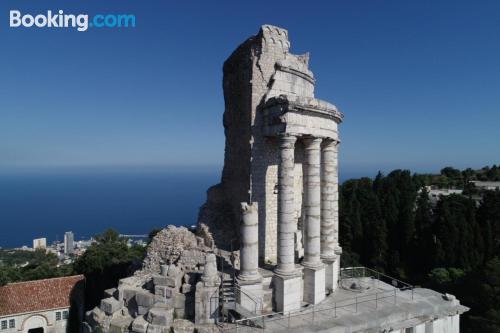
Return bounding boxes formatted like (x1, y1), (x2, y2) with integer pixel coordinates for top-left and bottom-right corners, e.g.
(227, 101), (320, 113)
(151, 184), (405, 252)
(0, 275), (84, 317)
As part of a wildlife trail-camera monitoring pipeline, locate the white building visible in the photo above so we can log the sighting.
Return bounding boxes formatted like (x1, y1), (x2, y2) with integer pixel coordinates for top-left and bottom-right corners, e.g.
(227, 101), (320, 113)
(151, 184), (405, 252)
(0, 275), (84, 333)
(470, 181), (500, 191)
(423, 186), (463, 206)
(32, 238), (46, 250)
(64, 232), (74, 255)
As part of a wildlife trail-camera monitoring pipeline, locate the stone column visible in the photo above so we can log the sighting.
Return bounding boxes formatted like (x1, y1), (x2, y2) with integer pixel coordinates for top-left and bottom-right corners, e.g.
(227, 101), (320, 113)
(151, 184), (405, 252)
(321, 139), (340, 292)
(320, 139), (337, 259)
(239, 202), (261, 282)
(303, 137), (323, 267)
(237, 202), (263, 313)
(276, 134), (298, 276)
(274, 134), (302, 313)
(302, 137), (325, 304)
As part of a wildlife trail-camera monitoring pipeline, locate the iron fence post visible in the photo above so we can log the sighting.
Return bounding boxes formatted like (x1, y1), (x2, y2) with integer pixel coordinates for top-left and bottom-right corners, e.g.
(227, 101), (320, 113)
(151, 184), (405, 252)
(355, 297), (358, 312)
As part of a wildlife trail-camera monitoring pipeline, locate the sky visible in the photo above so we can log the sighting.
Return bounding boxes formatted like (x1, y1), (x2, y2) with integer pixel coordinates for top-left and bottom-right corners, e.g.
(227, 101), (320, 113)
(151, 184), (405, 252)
(1, 0), (499, 177)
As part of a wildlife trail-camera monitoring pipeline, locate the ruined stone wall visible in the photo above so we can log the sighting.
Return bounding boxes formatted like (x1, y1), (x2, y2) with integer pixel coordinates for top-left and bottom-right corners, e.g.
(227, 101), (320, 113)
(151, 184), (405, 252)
(199, 25), (322, 262)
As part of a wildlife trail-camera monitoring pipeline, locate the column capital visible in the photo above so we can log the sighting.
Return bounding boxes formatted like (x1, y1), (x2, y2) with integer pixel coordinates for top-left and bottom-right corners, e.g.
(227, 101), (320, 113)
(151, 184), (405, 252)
(278, 134), (297, 148)
(302, 137), (322, 148)
(322, 138), (340, 148)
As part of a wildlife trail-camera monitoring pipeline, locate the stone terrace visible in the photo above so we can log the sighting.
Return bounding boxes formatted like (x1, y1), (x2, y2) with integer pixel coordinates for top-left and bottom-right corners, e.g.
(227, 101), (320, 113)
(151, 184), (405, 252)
(218, 270), (468, 333)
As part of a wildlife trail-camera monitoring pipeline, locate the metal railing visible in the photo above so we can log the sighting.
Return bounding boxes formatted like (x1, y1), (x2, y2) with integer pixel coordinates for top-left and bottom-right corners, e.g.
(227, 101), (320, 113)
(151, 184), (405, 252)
(215, 266), (415, 333)
(340, 266), (414, 297)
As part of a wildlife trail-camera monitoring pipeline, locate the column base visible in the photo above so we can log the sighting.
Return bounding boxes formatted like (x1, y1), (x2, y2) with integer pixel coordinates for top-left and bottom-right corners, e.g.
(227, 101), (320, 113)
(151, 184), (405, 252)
(237, 278), (263, 314)
(273, 271), (302, 313)
(323, 255), (340, 293)
(303, 265), (325, 304)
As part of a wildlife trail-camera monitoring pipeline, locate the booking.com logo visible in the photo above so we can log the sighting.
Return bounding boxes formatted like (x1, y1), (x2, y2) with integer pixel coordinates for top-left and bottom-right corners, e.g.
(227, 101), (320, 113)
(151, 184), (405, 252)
(9, 10), (136, 32)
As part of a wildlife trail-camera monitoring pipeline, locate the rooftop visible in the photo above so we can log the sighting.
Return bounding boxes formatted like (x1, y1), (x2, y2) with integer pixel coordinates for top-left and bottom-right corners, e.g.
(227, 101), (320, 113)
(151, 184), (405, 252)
(0, 275), (84, 317)
(220, 268), (468, 333)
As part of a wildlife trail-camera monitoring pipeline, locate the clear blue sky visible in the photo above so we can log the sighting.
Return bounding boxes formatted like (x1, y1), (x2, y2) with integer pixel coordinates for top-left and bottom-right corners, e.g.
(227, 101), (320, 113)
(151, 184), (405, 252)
(1, 0), (499, 177)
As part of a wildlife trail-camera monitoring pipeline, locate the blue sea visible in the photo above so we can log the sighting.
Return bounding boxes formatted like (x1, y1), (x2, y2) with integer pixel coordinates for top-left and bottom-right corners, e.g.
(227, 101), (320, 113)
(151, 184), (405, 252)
(0, 166), (360, 249)
(0, 167), (220, 248)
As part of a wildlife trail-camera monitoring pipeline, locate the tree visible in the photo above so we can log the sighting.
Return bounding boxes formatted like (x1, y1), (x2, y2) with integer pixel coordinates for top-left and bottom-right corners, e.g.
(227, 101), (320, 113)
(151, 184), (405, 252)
(74, 229), (145, 310)
(413, 187), (434, 275)
(441, 167), (462, 180)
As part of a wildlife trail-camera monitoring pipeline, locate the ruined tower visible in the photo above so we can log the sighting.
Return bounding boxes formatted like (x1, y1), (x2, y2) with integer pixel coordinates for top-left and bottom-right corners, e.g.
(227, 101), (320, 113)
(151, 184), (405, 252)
(199, 25), (343, 310)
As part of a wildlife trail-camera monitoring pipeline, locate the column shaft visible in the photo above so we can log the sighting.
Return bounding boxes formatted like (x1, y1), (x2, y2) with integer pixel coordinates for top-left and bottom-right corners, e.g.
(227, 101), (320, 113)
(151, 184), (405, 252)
(320, 139), (338, 259)
(239, 202), (261, 281)
(303, 137), (323, 267)
(276, 135), (297, 275)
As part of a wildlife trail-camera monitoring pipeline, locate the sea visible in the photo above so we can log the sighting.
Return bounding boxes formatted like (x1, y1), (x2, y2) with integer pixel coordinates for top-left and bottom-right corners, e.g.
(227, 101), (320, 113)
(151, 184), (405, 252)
(0, 166), (358, 249)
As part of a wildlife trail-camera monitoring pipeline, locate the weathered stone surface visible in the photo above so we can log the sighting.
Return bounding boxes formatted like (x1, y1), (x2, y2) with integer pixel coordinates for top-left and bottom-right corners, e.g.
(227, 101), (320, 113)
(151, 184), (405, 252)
(108, 315), (133, 333)
(136, 290), (155, 307)
(146, 324), (169, 333)
(181, 283), (192, 294)
(153, 275), (169, 287)
(155, 285), (175, 298)
(198, 25), (342, 266)
(131, 316), (149, 333)
(194, 325), (219, 333)
(140, 226), (208, 275)
(104, 288), (118, 299)
(137, 305), (149, 316)
(195, 281), (219, 324)
(147, 306), (174, 326)
(172, 319), (195, 333)
(86, 307), (107, 327)
(100, 297), (122, 315)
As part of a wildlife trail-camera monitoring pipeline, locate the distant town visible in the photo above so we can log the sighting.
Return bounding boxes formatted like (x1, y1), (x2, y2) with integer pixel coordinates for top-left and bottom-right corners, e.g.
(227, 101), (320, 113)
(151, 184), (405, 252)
(5, 232), (148, 264)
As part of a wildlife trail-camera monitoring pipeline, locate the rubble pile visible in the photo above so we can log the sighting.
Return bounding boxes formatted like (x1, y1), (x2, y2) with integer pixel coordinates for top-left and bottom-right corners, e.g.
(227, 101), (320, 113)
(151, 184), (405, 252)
(83, 225), (219, 333)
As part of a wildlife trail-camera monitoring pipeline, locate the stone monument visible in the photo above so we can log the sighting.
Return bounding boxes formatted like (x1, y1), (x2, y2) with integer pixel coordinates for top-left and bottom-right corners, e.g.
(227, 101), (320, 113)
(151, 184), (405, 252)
(84, 25), (469, 333)
(199, 24), (343, 311)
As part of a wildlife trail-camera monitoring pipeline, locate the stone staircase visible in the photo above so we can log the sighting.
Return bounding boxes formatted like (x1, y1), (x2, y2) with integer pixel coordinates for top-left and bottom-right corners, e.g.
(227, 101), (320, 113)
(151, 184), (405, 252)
(216, 251), (262, 327)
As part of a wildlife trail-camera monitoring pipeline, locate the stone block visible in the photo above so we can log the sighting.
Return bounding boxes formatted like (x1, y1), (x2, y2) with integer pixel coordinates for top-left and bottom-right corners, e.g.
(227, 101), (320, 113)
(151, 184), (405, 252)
(172, 319), (194, 333)
(273, 274), (302, 313)
(146, 324), (168, 333)
(155, 285), (175, 298)
(147, 306), (174, 326)
(104, 288), (118, 299)
(165, 276), (179, 288)
(136, 291), (155, 307)
(109, 315), (133, 333)
(100, 297), (122, 315)
(138, 306), (149, 316)
(174, 293), (186, 309)
(181, 283), (192, 294)
(131, 316), (149, 333)
(155, 294), (172, 305)
(238, 281), (263, 314)
(86, 307), (106, 327)
(303, 265), (325, 304)
(153, 274), (168, 287)
(120, 286), (141, 302)
(194, 326), (219, 333)
(195, 283), (219, 324)
(324, 258), (339, 292)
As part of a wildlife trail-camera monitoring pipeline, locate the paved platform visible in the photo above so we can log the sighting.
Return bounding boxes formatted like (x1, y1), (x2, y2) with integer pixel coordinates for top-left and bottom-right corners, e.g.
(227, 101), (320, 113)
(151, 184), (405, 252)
(218, 277), (468, 333)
